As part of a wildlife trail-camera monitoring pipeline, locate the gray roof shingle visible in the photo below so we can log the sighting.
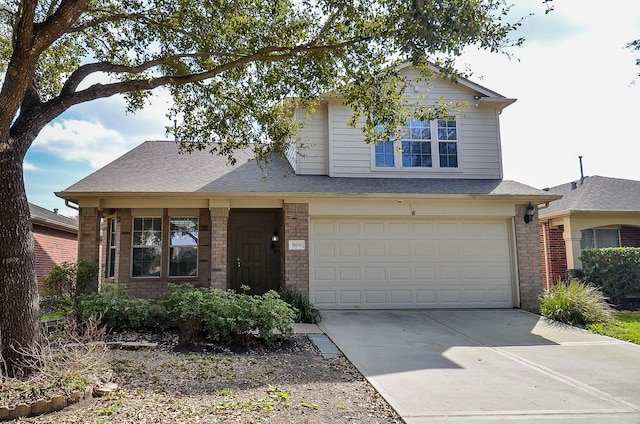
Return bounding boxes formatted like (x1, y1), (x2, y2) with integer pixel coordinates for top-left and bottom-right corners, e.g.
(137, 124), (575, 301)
(540, 176), (640, 216)
(29, 203), (78, 233)
(58, 141), (553, 199)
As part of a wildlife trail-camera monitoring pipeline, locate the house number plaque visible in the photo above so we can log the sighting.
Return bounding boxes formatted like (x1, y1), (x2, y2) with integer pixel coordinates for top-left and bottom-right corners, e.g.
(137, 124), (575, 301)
(288, 240), (306, 250)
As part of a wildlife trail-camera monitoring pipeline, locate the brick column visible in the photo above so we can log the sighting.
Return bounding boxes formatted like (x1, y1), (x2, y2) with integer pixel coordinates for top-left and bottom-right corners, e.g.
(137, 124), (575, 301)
(283, 203), (309, 296)
(210, 208), (229, 290)
(77, 206), (101, 292)
(514, 204), (544, 311)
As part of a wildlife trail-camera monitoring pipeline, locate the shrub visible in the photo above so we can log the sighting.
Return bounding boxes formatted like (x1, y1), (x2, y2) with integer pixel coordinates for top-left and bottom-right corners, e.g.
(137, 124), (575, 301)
(278, 289), (322, 324)
(539, 278), (614, 327)
(579, 247), (640, 305)
(42, 261), (99, 321)
(162, 284), (295, 346)
(81, 285), (164, 331)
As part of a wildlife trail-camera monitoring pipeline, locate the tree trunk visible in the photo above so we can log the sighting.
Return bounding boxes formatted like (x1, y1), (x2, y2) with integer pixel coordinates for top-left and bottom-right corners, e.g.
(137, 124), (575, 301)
(0, 137), (40, 377)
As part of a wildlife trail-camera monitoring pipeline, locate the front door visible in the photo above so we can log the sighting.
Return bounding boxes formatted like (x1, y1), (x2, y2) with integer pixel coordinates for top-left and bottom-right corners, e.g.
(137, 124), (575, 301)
(228, 210), (280, 294)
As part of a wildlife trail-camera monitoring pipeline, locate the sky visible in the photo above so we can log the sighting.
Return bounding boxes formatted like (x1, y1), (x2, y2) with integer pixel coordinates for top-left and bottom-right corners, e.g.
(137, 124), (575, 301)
(24, 0), (640, 216)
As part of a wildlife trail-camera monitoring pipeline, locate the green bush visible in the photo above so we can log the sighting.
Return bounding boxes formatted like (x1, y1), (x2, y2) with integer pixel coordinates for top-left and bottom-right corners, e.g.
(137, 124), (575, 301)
(279, 289), (322, 323)
(579, 247), (640, 305)
(42, 261), (99, 321)
(539, 278), (614, 327)
(162, 284), (295, 346)
(81, 285), (165, 331)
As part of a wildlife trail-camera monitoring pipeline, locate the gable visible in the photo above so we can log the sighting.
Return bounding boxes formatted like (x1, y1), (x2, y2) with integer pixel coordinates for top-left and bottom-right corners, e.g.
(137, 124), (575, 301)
(294, 67), (515, 179)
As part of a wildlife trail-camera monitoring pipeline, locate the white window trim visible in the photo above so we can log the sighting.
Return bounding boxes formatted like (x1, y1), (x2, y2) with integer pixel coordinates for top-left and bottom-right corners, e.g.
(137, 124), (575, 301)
(370, 118), (461, 172)
(131, 216), (163, 279)
(168, 216), (199, 278)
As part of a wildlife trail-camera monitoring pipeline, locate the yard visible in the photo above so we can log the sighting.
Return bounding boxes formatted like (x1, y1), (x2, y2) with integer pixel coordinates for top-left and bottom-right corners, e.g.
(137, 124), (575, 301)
(591, 311), (640, 344)
(4, 331), (402, 423)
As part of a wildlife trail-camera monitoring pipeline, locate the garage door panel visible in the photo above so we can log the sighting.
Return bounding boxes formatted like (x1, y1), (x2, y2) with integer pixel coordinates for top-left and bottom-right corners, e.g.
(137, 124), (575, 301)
(310, 218), (514, 309)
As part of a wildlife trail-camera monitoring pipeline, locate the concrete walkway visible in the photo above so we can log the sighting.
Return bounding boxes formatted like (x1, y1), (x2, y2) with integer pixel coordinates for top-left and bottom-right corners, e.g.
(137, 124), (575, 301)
(319, 309), (640, 423)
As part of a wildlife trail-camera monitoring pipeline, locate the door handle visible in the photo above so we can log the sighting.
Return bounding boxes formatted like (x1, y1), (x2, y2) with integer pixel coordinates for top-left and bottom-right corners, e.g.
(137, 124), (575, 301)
(237, 257), (241, 269)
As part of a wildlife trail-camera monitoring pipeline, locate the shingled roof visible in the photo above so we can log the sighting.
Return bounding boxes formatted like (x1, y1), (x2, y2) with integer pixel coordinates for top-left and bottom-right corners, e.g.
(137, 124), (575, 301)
(540, 176), (640, 217)
(57, 140), (554, 201)
(29, 203), (78, 233)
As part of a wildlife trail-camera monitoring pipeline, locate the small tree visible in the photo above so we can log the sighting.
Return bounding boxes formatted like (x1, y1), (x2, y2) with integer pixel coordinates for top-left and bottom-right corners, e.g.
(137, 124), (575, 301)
(42, 261), (99, 322)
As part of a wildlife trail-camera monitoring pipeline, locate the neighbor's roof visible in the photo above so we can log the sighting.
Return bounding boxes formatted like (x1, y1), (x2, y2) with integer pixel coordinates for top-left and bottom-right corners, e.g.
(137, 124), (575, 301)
(57, 141), (554, 201)
(29, 203), (78, 233)
(540, 176), (640, 217)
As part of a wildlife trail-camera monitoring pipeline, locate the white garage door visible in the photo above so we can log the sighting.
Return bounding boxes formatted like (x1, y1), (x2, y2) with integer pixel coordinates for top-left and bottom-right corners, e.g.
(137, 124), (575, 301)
(309, 218), (514, 309)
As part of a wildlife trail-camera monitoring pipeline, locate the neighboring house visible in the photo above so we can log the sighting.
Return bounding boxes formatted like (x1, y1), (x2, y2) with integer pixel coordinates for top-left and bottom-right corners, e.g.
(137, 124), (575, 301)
(29, 202), (78, 284)
(538, 176), (640, 287)
(56, 67), (558, 310)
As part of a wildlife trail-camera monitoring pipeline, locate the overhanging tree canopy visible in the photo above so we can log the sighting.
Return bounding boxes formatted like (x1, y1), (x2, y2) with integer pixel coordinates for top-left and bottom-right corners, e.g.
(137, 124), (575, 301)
(0, 0), (522, 376)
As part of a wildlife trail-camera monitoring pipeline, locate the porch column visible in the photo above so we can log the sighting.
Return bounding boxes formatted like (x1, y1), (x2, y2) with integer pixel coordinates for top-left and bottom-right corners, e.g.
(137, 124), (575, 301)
(77, 206), (101, 292)
(514, 203), (544, 311)
(562, 221), (583, 270)
(283, 203), (309, 296)
(210, 207), (229, 290)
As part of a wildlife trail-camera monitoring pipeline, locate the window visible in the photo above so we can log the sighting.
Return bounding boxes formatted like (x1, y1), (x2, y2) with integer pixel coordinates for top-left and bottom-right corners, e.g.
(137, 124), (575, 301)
(132, 217), (162, 277)
(375, 141), (395, 167)
(402, 118), (432, 167)
(437, 117), (458, 168)
(169, 217), (199, 277)
(106, 219), (117, 278)
(373, 117), (458, 170)
(580, 228), (620, 249)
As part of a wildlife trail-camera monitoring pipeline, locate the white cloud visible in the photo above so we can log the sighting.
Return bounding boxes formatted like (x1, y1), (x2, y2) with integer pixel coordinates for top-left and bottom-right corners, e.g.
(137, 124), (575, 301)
(34, 119), (133, 169)
(32, 89), (173, 169)
(23, 161), (38, 171)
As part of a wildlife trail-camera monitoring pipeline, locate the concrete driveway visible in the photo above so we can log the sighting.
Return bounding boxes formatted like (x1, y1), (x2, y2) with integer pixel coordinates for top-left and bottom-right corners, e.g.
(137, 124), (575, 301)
(319, 309), (640, 423)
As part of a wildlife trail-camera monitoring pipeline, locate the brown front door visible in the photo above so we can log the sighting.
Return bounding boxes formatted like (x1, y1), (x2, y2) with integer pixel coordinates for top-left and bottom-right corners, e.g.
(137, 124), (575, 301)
(228, 210), (280, 295)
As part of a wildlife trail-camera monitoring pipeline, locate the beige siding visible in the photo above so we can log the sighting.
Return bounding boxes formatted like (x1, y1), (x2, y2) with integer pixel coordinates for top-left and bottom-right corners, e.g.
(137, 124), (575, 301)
(324, 69), (504, 179)
(294, 104), (328, 175)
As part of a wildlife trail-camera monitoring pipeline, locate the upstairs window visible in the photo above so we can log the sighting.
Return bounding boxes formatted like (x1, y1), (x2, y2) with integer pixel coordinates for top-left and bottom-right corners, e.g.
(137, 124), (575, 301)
(437, 117), (458, 168)
(132, 217), (162, 277)
(375, 140), (395, 167)
(402, 118), (432, 167)
(373, 117), (458, 170)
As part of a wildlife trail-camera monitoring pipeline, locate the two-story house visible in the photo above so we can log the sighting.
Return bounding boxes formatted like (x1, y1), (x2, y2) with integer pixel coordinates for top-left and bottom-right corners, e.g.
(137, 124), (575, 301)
(56, 67), (558, 310)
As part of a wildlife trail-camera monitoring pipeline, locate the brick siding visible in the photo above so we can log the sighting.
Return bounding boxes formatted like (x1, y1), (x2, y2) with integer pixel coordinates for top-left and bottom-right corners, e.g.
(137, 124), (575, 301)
(210, 208), (229, 290)
(283, 203), (309, 295)
(620, 226), (640, 247)
(77, 207), (101, 291)
(515, 204), (544, 311)
(33, 224), (77, 283)
(540, 223), (567, 288)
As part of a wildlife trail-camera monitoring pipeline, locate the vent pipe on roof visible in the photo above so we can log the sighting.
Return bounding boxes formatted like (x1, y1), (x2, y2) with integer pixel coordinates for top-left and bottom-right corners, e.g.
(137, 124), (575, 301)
(53, 208), (59, 214)
(571, 182), (577, 190)
(579, 155), (584, 184)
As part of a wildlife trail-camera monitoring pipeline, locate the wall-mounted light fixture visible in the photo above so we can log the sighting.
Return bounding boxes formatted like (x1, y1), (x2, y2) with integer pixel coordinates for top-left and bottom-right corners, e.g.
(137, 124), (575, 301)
(271, 230), (279, 252)
(524, 203), (536, 224)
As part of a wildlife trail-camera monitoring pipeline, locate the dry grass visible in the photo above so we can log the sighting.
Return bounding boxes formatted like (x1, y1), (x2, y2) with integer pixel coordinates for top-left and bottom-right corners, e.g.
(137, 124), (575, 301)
(4, 326), (401, 423)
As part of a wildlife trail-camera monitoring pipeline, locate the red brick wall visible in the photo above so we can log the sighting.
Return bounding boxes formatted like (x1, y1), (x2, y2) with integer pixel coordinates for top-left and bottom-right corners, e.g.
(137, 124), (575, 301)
(620, 226), (640, 247)
(540, 223), (567, 288)
(33, 224), (77, 283)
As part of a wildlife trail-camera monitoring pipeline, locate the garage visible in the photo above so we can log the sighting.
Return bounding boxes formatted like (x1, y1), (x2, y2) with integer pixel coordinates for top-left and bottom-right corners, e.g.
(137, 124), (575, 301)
(309, 218), (515, 309)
